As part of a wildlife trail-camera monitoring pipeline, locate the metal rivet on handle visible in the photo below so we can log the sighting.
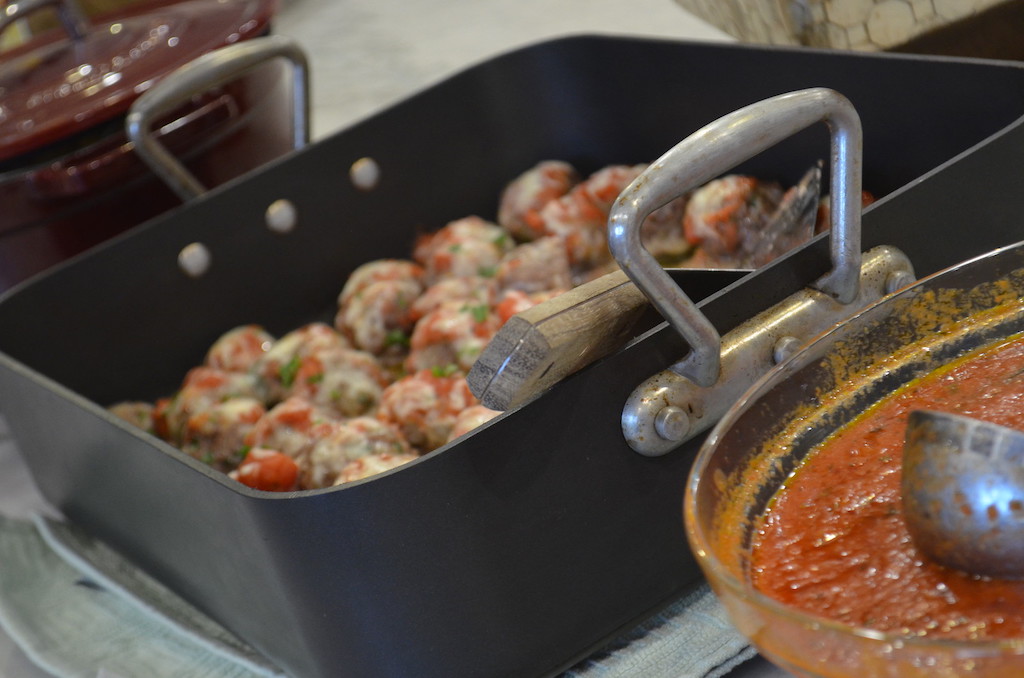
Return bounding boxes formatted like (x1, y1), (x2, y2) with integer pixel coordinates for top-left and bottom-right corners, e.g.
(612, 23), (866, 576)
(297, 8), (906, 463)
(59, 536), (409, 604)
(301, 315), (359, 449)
(266, 199), (298, 234)
(350, 157), (380, 191)
(772, 335), (802, 365)
(886, 269), (916, 295)
(654, 406), (690, 442)
(178, 242), (211, 277)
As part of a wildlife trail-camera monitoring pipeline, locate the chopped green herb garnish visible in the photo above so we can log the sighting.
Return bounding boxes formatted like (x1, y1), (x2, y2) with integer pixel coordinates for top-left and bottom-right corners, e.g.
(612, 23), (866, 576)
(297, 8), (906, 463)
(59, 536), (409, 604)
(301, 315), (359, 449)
(457, 345), (482, 360)
(462, 303), (489, 323)
(385, 329), (410, 348)
(306, 373), (324, 385)
(279, 355), (302, 388)
(431, 364), (459, 378)
(477, 265), (497, 278)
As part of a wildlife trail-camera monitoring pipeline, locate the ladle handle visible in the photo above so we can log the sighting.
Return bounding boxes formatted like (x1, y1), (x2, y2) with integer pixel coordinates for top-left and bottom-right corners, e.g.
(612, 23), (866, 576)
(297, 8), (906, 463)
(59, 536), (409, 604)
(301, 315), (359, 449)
(126, 35), (310, 201)
(608, 87), (863, 387)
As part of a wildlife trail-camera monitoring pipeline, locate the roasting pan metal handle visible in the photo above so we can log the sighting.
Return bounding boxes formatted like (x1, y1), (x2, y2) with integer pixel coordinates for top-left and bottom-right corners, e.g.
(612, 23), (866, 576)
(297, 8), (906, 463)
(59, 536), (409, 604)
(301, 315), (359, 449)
(126, 34), (310, 201)
(617, 88), (919, 456)
(608, 87), (863, 388)
(468, 88), (867, 414)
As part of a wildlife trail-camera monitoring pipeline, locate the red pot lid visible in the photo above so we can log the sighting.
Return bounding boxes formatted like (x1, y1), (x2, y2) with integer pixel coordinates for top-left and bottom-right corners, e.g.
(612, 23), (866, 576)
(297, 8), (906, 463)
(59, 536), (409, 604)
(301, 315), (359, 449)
(0, 0), (276, 163)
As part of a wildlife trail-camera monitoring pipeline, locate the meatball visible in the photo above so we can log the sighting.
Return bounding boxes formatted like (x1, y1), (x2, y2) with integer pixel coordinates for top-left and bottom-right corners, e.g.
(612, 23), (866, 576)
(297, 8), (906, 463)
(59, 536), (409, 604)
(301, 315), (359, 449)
(245, 396), (342, 461)
(204, 325), (274, 373)
(682, 175), (783, 262)
(413, 216), (514, 282)
(409, 276), (497, 324)
(181, 397), (266, 471)
(536, 191), (606, 271)
(495, 236), (572, 295)
(536, 165), (646, 272)
(335, 276), (423, 355)
(404, 300), (500, 374)
(154, 366), (262, 444)
(253, 323), (351, 402)
(446, 404), (501, 443)
(579, 164), (647, 212)
(497, 160), (579, 241)
(333, 452), (420, 486)
(108, 401), (155, 433)
(285, 346), (391, 418)
(492, 288), (564, 326)
(641, 194), (691, 262)
(300, 416), (412, 489)
(337, 259), (425, 309)
(377, 370), (479, 452)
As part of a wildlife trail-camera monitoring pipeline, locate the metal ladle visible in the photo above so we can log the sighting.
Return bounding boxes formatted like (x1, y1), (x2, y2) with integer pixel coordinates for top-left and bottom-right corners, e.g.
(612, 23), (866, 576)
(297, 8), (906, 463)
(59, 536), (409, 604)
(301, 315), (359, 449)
(903, 409), (1024, 579)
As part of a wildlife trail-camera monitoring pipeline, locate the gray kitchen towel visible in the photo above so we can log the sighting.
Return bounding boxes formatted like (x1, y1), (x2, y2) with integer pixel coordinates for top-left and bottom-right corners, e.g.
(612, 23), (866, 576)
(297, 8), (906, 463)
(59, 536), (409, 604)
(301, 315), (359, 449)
(0, 514), (284, 678)
(0, 513), (754, 678)
(564, 583), (757, 678)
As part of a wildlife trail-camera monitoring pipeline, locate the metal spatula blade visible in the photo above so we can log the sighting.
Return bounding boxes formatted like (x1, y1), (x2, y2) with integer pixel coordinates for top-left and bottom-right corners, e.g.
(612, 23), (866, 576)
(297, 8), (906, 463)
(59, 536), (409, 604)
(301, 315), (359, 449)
(902, 409), (1024, 579)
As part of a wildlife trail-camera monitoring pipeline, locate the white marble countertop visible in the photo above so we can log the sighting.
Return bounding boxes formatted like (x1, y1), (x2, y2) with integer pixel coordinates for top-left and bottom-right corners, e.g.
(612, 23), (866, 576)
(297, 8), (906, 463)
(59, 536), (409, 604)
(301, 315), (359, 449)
(271, 0), (733, 140)
(0, 1), (790, 676)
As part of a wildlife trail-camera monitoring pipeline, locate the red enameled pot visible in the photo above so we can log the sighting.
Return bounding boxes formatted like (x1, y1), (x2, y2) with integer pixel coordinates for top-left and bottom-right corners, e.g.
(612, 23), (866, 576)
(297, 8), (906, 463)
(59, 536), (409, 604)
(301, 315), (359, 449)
(0, 0), (288, 291)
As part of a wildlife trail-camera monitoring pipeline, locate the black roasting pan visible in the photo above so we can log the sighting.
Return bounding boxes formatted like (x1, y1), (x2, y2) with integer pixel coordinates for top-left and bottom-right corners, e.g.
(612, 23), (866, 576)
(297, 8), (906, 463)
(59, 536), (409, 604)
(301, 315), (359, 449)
(2, 35), (1024, 678)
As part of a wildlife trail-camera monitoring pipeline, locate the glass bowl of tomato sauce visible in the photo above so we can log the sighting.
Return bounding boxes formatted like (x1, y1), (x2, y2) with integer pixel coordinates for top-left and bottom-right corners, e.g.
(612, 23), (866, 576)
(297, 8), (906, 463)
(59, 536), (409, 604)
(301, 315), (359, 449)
(685, 247), (1024, 677)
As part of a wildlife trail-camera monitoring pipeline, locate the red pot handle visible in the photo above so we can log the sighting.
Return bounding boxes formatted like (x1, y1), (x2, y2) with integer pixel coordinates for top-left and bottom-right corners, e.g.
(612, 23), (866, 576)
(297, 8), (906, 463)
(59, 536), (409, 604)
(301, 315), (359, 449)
(25, 93), (237, 201)
(126, 34), (310, 201)
(0, 0), (90, 42)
